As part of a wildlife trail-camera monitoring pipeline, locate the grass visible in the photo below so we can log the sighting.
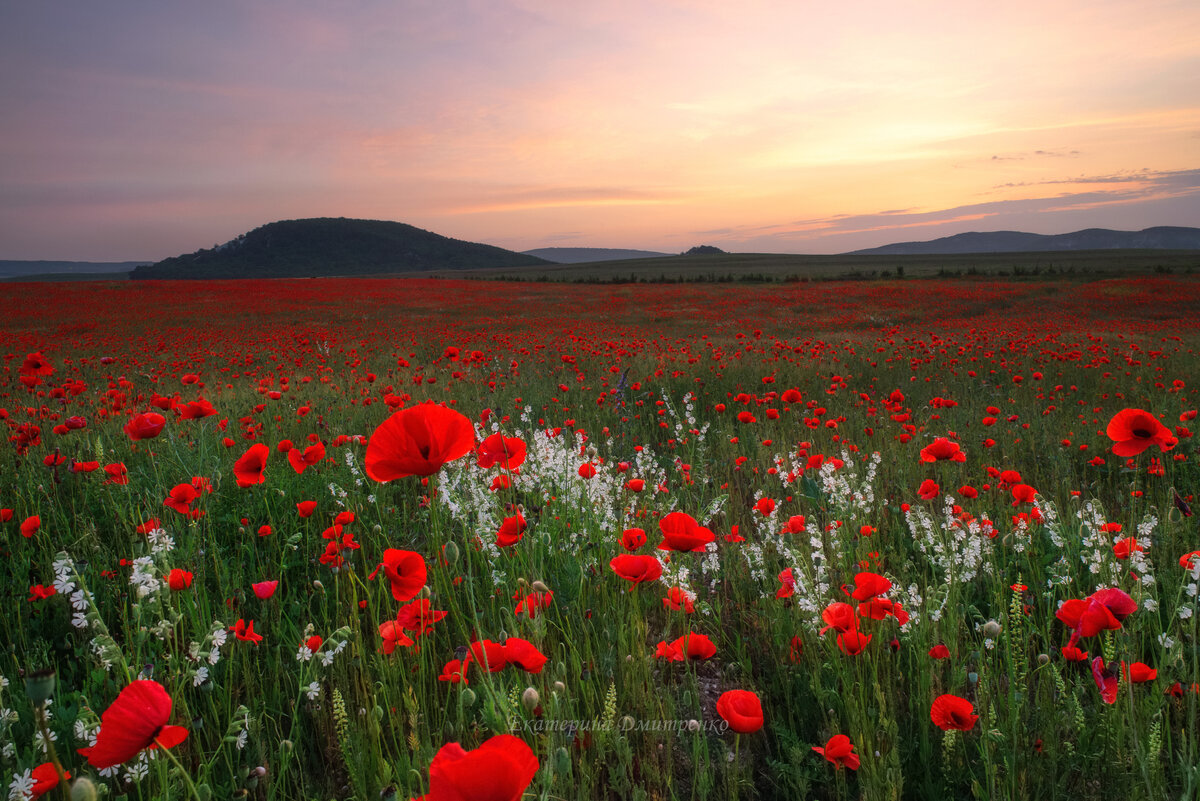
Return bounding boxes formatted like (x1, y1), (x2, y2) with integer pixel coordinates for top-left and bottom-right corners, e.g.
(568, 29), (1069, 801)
(1, 274), (1198, 800)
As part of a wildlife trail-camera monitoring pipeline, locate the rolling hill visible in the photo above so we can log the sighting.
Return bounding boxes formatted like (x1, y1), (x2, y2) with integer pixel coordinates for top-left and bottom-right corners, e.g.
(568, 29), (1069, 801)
(850, 226), (1200, 255)
(131, 218), (550, 280)
(522, 247), (670, 263)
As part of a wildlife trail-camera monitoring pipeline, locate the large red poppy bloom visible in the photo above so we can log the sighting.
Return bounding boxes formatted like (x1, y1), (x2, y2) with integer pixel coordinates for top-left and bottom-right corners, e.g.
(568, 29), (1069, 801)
(850, 571), (892, 601)
(930, 694), (978, 731)
(1105, 408), (1177, 457)
(503, 637), (548, 673)
(820, 602), (857, 635)
(610, 554), (663, 585)
(716, 690), (763, 734)
(371, 549), (427, 602)
(919, 437), (966, 463)
(78, 680), (188, 769)
(287, 442), (326, 474)
(233, 443), (269, 487)
(124, 412), (165, 441)
(365, 403), (475, 481)
(812, 734), (860, 770)
(424, 734), (538, 801)
(655, 632), (716, 661)
(657, 511), (716, 552)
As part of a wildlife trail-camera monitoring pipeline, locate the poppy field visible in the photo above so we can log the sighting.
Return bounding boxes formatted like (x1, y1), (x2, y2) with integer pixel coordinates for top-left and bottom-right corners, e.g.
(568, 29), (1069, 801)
(3, 275), (1200, 801)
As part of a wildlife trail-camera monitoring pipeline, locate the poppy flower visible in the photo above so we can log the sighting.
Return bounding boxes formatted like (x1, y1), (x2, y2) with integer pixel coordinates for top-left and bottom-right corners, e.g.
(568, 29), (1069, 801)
(476, 433), (527, 470)
(837, 629), (872, 656)
(1091, 657), (1118, 703)
(657, 511), (716, 552)
(370, 549), (427, 602)
(77, 680), (188, 769)
(919, 437), (966, 463)
(251, 580), (278, 599)
(287, 442), (326, 474)
(755, 497), (776, 516)
(1106, 408), (1177, 456)
(20, 515), (41, 538)
(19, 352), (55, 377)
(166, 569), (193, 591)
(395, 598), (447, 637)
(1125, 661), (1157, 682)
(296, 500), (318, 518)
(28, 584), (56, 602)
(918, 479), (940, 500)
(1061, 645), (1089, 661)
(29, 761), (68, 798)
(930, 694), (978, 731)
(716, 690), (763, 734)
(124, 412), (166, 441)
(379, 621), (415, 654)
(928, 644), (950, 660)
(467, 640), (508, 672)
(625, 478), (645, 492)
(365, 403), (475, 481)
(103, 463), (129, 485)
(503, 637), (548, 673)
(819, 602), (857, 635)
(775, 568), (796, 599)
(850, 571), (892, 601)
(230, 619), (263, 643)
(438, 659), (470, 685)
(514, 590), (553, 619)
(812, 734), (860, 770)
(656, 632), (716, 661)
(495, 513), (527, 547)
(163, 483), (199, 515)
(578, 463), (597, 479)
(1011, 484), (1037, 505)
(619, 527), (647, 551)
(662, 586), (695, 613)
(609, 554), (663, 586)
(233, 443), (269, 487)
(424, 734), (538, 801)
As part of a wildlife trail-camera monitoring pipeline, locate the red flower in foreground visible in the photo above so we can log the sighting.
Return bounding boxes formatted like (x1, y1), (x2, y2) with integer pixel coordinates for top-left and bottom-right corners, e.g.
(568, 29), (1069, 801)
(20, 515), (41, 538)
(930, 694), (978, 731)
(656, 632), (717, 662)
(1105, 408), (1177, 457)
(287, 441), (326, 474)
(610, 554), (663, 586)
(370, 549), (428, 602)
(495, 513), (527, 547)
(1091, 657), (1118, 704)
(850, 571), (892, 601)
(233, 443), (269, 488)
(166, 569), (193, 592)
(30, 761), (68, 798)
(919, 437), (966, 463)
(619, 527), (647, 551)
(231, 619), (264, 643)
(657, 511), (715, 552)
(77, 680), (187, 769)
(917, 479), (940, 500)
(103, 462), (129, 485)
(813, 734), (860, 770)
(716, 690), (763, 733)
(365, 403), (475, 481)
(503, 637), (548, 673)
(124, 412), (165, 441)
(424, 734), (538, 801)
(775, 568), (796, 599)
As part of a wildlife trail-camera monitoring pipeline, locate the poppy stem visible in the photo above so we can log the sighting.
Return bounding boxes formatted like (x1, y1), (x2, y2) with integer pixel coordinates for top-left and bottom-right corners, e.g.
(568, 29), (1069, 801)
(32, 703), (69, 792)
(154, 736), (204, 801)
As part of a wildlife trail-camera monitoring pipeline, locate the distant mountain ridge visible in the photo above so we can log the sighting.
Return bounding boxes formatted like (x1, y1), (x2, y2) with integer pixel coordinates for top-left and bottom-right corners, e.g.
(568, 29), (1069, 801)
(849, 226), (1200, 255)
(522, 247), (670, 263)
(132, 218), (550, 280)
(0, 260), (149, 277)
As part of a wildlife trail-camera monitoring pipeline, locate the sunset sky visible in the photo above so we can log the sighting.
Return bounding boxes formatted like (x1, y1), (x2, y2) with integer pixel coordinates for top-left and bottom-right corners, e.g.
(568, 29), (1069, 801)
(2, 0), (1197, 260)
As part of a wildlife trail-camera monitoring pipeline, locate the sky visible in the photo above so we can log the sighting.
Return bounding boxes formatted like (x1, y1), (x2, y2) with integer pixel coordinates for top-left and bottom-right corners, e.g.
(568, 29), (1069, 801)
(1, 0), (1198, 260)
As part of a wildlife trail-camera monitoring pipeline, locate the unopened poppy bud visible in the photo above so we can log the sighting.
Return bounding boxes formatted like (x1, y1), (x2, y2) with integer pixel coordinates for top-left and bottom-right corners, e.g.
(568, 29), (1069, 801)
(24, 668), (56, 706)
(517, 577), (528, 588)
(553, 681), (566, 694)
(554, 746), (572, 775)
(498, 629), (508, 644)
(461, 688), (477, 707)
(280, 740), (293, 752)
(254, 766), (267, 778)
(531, 580), (550, 593)
(1037, 653), (1050, 665)
(312, 580), (325, 592)
(687, 719), (700, 732)
(372, 705), (384, 720)
(442, 541), (460, 563)
(372, 524), (382, 533)
(70, 777), (99, 801)
(522, 688), (540, 710)
(968, 672), (979, 684)
(418, 585), (431, 599)
(983, 620), (1002, 638)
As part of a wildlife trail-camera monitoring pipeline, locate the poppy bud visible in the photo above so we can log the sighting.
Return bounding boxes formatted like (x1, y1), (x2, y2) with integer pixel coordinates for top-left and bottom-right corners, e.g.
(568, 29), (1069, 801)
(687, 719), (701, 732)
(418, 585), (431, 599)
(553, 681), (566, 694)
(1037, 653), (1050, 665)
(442, 541), (460, 563)
(70, 777), (99, 801)
(554, 746), (572, 776)
(522, 688), (540, 710)
(983, 620), (1002, 638)
(24, 668), (56, 706)
(460, 688), (477, 707)
(532, 580), (550, 593)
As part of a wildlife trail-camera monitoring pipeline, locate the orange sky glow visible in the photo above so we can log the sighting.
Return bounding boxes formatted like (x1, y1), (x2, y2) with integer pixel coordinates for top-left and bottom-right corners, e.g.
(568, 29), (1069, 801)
(1, 1), (1197, 259)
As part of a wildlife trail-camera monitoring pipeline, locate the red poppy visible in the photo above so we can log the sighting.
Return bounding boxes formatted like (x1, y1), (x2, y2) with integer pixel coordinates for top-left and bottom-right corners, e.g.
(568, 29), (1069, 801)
(77, 680), (188, 769)
(918, 479), (940, 500)
(19, 352), (55, 377)
(812, 734), (860, 770)
(468, 640), (508, 672)
(928, 644), (950, 660)
(370, 549), (428, 602)
(251, 580), (278, 599)
(1011, 484), (1037, 505)
(1106, 408), (1177, 456)
(495, 513), (527, 547)
(716, 690), (763, 734)
(919, 437), (966, 463)
(287, 442), (326, 474)
(775, 568), (796, 599)
(20, 515), (41, 538)
(657, 511), (716, 552)
(103, 463), (129, 485)
(30, 761), (68, 798)
(365, 403), (475, 481)
(1061, 645), (1089, 661)
(1112, 537), (1145, 560)
(503, 637), (548, 673)
(850, 571), (892, 601)
(296, 500), (318, 518)
(625, 478), (645, 492)
(755, 497), (776, 516)
(1125, 661), (1157, 683)
(231, 619), (263, 643)
(379, 621), (415, 654)
(620, 527), (647, 551)
(930, 694), (978, 731)
(656, 631), (717, 661)
(438, 659), (470, 685)
(837, 629), (872, 656)
(395, 598), (447, 637)
(163, 483), (199, 515)
(28, 584), (56, 602)
(124, 412), (166, 441)
(424, 734), (538, 801)
(514, 590), (554, 619)
(578, 463), (597, 479)
(1091, 657), (1118, 704)
(233, 443), (269, 487)
(662, 586), (696, 613)
(476, 433), (527, 470)
(166, 569), (193, 591)
(819, 602), (857, 635)
(609, 554), (663, 585)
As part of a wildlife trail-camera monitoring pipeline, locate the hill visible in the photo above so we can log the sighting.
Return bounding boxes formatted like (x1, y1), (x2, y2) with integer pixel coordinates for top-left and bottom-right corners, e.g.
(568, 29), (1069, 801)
(131, 218), (550, 280)
(850, 226), (1200, 255)
(522, 247), (669, 263)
